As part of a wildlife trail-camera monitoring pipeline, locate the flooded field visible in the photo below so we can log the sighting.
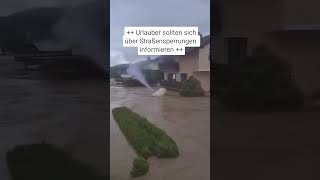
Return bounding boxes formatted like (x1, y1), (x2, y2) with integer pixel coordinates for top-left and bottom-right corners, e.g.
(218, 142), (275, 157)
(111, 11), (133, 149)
(0, 56), (210, 179)
(110, 85), (210, 180)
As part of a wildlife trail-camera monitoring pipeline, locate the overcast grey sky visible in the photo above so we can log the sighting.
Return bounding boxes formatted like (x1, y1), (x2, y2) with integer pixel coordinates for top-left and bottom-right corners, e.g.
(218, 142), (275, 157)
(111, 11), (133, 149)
(110, 0), (210, 66)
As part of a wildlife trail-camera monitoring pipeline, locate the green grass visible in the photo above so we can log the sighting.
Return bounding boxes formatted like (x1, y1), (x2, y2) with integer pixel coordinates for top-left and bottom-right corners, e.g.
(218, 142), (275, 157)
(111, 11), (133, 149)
(130, 156), (149, 177)
(112, 107), (179, 177)
(112, 107), (179, 159)
(6, 143), (106, 180)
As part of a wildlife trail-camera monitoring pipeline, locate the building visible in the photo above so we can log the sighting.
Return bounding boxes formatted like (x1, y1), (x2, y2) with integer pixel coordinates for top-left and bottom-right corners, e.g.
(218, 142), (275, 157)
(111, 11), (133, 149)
(175, 35), (210, 91)
(161, 35), (211, 92)
(214, 0), (320, 95)
(159, 56), (179, 81)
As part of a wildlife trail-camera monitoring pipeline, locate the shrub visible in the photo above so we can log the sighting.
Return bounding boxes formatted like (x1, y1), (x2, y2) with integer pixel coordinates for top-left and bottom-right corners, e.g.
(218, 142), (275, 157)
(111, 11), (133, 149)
(130, 156), (149, 177)
(179, 76), (205, 97)
(220, 44), (304, 111)
(6, 143), (104, 180)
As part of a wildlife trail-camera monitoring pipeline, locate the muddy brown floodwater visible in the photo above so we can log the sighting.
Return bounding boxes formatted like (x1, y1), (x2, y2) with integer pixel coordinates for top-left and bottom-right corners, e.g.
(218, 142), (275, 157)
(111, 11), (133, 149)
(110, 85), (210, 180)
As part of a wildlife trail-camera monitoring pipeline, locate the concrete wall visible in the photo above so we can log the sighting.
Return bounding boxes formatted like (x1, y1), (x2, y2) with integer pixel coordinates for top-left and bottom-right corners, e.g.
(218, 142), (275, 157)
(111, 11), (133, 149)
(198, 44), (210, 71)
(164, 72), (168, 80)
(175, 45), (210, 91)
(176, 51), (199, 78)
(176, 72), (181, 82)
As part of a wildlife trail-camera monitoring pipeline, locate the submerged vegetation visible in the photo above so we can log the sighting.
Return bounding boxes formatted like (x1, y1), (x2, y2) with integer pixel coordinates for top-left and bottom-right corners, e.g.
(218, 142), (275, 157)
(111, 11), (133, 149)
(179, 76), (205, 97)
(112, 107), (179, 158)
(112, 107), (179, 177)
(130, 156), (149, 177)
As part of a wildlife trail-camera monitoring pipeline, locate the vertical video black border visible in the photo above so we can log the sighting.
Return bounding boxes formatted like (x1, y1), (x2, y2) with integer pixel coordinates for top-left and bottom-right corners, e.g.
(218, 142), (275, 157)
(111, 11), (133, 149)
(210, 0), (214, 180)
(106, 0), (111, 178)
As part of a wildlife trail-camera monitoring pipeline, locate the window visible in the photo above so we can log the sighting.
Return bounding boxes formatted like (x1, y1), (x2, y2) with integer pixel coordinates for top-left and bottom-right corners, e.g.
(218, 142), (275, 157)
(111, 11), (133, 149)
(168, 73), (176, 80)
(181, 73), (188, 82)
(225, 37), (248, 64)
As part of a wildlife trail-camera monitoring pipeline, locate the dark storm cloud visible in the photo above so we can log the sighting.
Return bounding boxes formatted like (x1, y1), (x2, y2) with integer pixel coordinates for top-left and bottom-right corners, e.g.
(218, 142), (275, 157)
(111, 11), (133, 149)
(110, 0), (210, 66)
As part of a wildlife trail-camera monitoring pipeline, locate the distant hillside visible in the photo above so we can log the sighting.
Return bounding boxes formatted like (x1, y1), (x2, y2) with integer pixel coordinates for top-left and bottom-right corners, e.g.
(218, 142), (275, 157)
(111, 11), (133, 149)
(110, 56), (176, 78)
(110, 64), (130, 78)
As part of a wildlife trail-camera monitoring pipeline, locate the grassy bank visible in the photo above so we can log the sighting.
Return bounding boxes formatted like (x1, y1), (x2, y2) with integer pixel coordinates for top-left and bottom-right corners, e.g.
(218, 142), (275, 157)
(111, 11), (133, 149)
(112, 107), (179, 177)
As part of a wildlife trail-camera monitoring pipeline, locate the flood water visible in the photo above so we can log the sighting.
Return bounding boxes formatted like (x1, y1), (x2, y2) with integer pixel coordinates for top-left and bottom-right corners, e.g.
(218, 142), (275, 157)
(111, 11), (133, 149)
(0, 56), (108, 179)
(0, 56), (210, 180)
(110, 85), (136, 180)
(110, 84), (210, 180)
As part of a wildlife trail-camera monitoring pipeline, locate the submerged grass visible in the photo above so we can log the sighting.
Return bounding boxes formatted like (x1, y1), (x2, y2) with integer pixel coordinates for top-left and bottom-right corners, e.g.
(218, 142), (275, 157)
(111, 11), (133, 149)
(112, 107), (179, 177)
(130, 156), (149, 177)
(112, 107), (179, 159)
